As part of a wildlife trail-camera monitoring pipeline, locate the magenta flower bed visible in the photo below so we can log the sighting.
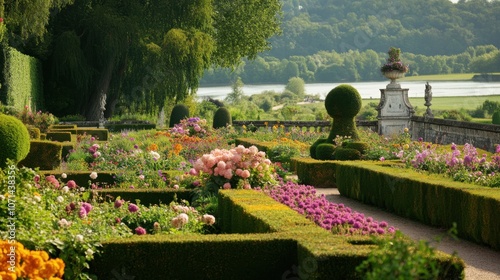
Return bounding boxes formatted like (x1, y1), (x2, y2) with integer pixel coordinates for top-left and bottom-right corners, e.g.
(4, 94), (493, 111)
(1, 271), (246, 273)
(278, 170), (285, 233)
(265, 181), (396, 235)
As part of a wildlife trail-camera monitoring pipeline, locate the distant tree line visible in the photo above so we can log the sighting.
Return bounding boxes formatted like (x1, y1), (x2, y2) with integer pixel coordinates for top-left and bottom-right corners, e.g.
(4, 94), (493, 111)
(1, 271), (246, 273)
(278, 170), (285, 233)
(201, 45), (500, 85)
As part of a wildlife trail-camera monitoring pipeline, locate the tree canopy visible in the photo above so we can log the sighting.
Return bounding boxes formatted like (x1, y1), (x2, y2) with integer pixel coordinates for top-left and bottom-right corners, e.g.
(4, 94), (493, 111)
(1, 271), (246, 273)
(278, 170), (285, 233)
(2, 0), (281, 120)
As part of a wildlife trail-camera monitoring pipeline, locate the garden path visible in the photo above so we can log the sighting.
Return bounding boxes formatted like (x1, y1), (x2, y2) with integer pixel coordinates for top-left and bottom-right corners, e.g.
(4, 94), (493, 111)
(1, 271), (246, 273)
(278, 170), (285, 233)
(315, 188), (500, 280)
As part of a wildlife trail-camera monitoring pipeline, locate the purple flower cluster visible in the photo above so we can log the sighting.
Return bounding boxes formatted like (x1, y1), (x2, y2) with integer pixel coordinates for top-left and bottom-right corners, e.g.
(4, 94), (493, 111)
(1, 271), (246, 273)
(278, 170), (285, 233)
(265, 182), (395, 235)
(169, 117), (209, 138)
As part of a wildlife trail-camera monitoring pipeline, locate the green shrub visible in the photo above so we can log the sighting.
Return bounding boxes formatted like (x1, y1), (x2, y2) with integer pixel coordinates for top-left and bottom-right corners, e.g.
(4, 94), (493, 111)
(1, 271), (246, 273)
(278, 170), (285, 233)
(0, 114), (31, 168)
(213, 107), (232, 129)
(17, 106), (58, 133)
(345, 141), (369, 155)
(18, 140), (62, 170)
(315, 143), (336, 160)
(49, 124), (76, 129)
(26, 125), (41, 140)
(267, 144), (300, 170)
(105, 123), (156, 132)
(46, 131), (72, 142)
(169, 104), (189, 127)
(310, 138), (327, 159)
(333, 147), (362, 161)
(492, 111), (500, 124)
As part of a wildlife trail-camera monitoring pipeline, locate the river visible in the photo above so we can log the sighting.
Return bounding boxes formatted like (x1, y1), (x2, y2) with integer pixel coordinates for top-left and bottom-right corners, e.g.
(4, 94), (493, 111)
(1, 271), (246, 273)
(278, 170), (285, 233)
(197, 81), (500, 100)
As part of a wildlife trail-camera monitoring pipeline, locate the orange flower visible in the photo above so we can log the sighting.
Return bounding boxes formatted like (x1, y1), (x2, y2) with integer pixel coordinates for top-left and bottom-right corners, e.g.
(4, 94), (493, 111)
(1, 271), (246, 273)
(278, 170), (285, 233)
(173, 143), (183, 155)
(147, 143), (158, 151)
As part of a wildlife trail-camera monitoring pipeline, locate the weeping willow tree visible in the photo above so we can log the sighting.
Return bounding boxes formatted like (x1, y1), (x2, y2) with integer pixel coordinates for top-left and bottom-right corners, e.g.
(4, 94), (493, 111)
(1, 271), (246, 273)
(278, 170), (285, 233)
(43, 0), (281, 120)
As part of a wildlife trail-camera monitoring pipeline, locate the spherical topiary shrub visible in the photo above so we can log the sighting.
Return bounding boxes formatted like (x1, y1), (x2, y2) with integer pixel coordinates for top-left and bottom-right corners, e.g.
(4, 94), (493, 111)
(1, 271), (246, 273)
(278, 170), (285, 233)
(169, 104), (190, 127)
(324, 84), (362, 141)
(492, 111), (500, 125)
(310, 138), (327, 159)
(0, 114), (31, 168)
(332, 147), (362, 161)
(315, 143), (336, 160)
(213, 107), (232, 129)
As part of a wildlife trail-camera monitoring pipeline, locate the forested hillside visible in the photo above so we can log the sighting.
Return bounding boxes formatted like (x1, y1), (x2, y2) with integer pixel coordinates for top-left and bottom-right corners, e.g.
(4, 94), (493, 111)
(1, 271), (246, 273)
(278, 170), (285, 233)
(201, 0), (500, 85)
(271, 0), (500, 57)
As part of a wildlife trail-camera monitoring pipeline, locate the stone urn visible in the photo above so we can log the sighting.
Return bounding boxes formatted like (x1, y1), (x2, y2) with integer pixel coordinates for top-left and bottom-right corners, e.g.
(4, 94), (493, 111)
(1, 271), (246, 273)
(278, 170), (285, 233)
(383, 70), (406, 88)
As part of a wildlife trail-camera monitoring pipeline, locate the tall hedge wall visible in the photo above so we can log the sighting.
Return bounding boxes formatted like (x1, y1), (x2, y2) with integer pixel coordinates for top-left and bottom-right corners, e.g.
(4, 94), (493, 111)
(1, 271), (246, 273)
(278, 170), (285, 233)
(0, 46), (43, 111)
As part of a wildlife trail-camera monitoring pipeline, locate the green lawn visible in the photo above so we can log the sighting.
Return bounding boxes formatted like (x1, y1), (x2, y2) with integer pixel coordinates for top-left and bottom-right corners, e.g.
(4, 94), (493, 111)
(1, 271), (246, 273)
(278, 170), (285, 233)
(401, 73), (478, 81)
(362, 95), (500, 111)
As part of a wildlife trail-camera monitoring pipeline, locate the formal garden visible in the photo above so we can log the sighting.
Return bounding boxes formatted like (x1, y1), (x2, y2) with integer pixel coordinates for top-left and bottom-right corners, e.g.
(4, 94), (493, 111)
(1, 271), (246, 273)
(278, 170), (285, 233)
(3, 83), (500, 279)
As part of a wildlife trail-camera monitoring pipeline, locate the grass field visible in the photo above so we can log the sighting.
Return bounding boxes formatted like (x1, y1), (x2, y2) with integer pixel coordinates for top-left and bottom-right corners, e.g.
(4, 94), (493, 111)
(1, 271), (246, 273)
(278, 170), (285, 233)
(362, 95), (500, 111)
(401, 73), (478, 81)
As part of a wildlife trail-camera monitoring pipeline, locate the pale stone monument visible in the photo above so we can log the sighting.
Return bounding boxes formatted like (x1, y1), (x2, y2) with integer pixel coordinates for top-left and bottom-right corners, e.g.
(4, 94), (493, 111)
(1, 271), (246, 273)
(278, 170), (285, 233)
(376, 76), (414, 136)
(99, 92), (107, 129)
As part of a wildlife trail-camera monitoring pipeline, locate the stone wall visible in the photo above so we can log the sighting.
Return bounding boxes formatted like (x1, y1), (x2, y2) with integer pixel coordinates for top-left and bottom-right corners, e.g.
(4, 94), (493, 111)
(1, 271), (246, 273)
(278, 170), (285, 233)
(411, 116), (500, 152)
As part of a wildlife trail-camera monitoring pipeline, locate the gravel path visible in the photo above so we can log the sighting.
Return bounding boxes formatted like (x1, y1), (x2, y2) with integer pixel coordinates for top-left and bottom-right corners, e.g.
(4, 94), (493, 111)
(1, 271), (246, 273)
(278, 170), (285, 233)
(315, 188), (500, 280)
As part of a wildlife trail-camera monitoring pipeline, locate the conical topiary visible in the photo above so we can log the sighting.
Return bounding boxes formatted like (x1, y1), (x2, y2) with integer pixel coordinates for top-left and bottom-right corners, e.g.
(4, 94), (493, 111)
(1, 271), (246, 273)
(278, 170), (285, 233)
(169, 104), (190, 127)
(213, 107), (232, 129)
(0, 114), (31, 168)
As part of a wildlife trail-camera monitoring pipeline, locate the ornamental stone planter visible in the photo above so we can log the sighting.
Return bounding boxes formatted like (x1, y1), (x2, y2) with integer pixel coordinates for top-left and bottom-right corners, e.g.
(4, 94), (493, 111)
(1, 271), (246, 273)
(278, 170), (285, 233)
(383, 70), (406, 89)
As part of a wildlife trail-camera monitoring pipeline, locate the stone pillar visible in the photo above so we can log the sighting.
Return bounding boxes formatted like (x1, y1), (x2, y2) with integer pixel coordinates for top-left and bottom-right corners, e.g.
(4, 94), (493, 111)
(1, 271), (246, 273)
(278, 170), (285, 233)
(376, 81), (414, 136)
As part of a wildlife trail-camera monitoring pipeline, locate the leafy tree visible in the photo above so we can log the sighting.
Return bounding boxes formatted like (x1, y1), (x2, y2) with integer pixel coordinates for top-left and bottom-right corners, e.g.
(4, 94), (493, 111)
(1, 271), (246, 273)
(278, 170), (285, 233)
(225, 77), (245, 105)
(42, 0), (281, 120)
(285, 77), (306, 99)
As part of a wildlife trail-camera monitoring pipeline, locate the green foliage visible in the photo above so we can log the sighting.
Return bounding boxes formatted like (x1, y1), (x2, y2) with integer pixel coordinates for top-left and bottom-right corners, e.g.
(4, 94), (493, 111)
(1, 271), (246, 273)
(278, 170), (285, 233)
(333, 147), (362, 161)
(309, 138), (327, 159)
(225, 77), (244, 105)
(315, 143), (336, 160)
(441, 109), (472, 122)
(0, 114), (31, 167)
(325, 84), (362, 118)
(26, 126), (40, 140)
(482, 100), (500, 115)
(356, 231), (441, 279)
(284, 76), (305, 98)
(46, 131), (72, 142)
(169, 104), (190, 127)
(0, 47), (43, 112)
(213, 107), (232, 129)
(345, 141), (369, 155)
(18, 140), (63, 170)
(492, 111), (500, 125)
(267, 144), (300, 171)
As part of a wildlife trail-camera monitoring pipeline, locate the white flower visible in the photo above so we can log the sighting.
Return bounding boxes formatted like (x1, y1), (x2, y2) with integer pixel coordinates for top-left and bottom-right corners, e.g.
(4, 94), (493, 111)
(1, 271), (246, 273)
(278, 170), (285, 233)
(202, 214), (216, 225)
(61, 173), (67, 179)
(150, 151), (161, 160)
(89, 172), (98, 180)
(0, 195), (5, 201)
(85, 249), (94, 257)
(138, 175), (145, 180)
(58, 218), (71, 227)
(33, 195), (41, 202)
(62, 186), (69, 193)
(80, 187), (85, 192)
(75, 234), (84, 242)
(56, 196), (64, 203)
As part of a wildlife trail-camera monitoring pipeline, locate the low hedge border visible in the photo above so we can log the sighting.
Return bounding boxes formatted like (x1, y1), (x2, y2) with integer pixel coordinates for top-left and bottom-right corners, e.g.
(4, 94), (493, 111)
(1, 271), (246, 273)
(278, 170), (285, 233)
(235, 138), (273, 152)
(46, 131), (72, 142)
(19, 140), (63, 170)
(48, 128), (109, 141)
(291, 157), (338, 188)
(89, 190), (464, 279)
(334, 161), (500, 250)
(105, 123), (156, 132)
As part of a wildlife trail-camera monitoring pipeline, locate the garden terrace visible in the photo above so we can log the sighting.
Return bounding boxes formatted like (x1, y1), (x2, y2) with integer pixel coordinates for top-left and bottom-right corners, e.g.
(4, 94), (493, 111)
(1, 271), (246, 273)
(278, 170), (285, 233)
(89, 190), (464, 279)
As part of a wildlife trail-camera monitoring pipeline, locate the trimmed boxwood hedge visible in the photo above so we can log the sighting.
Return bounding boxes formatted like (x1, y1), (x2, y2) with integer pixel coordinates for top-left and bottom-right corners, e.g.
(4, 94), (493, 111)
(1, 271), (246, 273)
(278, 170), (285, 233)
(18, 140), (62, 170)
(89, 190), (464, 279)
(46, 131), (72, 142)
(334, 161), (500, 250)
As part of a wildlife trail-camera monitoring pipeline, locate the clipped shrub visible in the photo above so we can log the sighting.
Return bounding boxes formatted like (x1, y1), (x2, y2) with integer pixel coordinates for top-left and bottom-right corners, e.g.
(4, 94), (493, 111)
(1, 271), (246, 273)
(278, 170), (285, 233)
(325, 84), (362, 141)
(315, 143), (336, 160)
(49, 124), (76, 129)
(345, 141), (369, 155)
(46, 131), (72, 142)
(333, 147), (362, 161)
(213, 107), (232, 129)
(26, 125), (41, 140)
(0, 114), (31, 168)
(310, 138), (327, 159)
(492, 111), (500, 125)
(169, 104), (189, 127)
(19, 140), (63, 170)
(310, 84), (362, 159)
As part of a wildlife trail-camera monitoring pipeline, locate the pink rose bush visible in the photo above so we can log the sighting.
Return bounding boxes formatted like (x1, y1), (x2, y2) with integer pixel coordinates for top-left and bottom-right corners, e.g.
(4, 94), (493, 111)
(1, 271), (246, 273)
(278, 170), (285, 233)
(169, 117), (209, 138)
(191, 145), (277, 190)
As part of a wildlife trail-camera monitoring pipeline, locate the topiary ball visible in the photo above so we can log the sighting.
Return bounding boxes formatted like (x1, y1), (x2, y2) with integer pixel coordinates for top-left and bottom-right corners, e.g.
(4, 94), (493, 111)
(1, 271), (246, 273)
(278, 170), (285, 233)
(0, 114), (31, 168)
(169, 104), (190, 127)
(332, 147), (362, 161)
(310, 138), (327, 159)
(213, 107), (232, 129)
(315, 143), (336, 160)
(325, 84), (362, 118)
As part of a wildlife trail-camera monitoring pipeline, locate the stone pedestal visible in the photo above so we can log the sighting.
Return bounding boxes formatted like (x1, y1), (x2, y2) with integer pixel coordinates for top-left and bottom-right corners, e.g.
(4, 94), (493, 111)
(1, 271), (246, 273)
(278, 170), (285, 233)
(376, 82), (414, 136)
